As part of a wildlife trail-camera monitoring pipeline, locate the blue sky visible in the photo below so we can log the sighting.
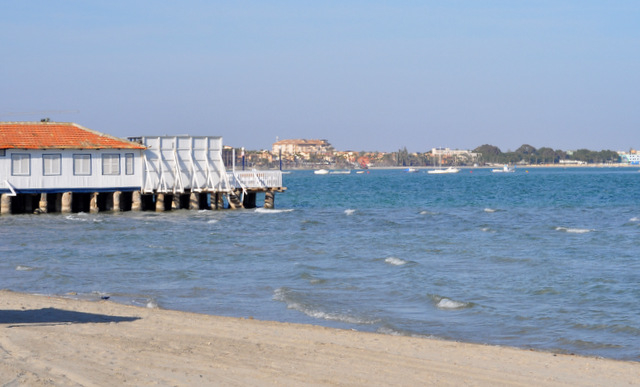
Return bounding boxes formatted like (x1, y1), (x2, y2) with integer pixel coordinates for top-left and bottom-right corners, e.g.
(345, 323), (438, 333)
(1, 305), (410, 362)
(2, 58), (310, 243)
(2, 1), (638, 152)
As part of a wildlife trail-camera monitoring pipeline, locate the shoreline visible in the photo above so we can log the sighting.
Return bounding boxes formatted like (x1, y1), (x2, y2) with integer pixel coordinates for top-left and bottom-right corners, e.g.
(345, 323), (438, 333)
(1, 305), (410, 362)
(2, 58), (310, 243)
(1, 290), (637, 386)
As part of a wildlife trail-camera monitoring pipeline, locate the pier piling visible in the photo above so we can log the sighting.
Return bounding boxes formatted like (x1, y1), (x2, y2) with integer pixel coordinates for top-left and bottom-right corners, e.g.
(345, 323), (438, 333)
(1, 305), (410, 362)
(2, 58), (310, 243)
(61, 192), (72, 213)
(1, 194), (11, 214)
(264, 191), (275, 209)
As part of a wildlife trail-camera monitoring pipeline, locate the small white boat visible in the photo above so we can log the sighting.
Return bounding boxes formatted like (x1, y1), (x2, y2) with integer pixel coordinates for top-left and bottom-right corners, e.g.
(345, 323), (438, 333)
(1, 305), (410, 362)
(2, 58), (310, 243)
(492, 165), (516, 173)
(314, 169), (329, 175)
(329, 170), (351, 174)
(405, 168), (419, 173)
(427, 167), (460, 174)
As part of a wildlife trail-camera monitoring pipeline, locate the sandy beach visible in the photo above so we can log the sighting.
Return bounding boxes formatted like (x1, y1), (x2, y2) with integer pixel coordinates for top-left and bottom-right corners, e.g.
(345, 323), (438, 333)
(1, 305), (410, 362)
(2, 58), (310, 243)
(0, 290), (637, 386)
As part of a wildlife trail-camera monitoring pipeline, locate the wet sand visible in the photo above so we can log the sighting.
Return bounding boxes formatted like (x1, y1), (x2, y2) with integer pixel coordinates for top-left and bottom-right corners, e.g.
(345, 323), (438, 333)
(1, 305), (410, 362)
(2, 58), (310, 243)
(0, 290), (637, 386)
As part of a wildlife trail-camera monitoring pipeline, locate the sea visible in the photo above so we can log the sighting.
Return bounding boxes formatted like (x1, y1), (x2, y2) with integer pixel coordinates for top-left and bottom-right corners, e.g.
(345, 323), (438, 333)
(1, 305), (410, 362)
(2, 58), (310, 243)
(1, 167), (639, 361)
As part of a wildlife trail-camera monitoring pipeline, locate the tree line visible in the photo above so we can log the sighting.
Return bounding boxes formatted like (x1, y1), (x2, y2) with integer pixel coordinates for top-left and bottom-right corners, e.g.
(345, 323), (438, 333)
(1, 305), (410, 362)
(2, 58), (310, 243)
(472, 144), (619, 165)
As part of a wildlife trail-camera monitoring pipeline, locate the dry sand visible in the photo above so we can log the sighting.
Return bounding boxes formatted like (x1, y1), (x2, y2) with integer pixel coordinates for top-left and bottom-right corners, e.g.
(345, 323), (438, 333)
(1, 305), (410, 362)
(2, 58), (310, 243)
(0, 290), (637, 386)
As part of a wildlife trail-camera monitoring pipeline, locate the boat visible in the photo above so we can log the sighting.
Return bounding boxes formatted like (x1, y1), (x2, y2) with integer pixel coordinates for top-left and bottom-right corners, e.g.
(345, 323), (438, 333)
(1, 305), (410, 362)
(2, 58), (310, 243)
(428, 152), (460, 174)
(314, 169), (329, 175)
(405, 168), (419, 173)
(491, 165), (516, 173)
(427, 167), (460, 174)
(329, 170), (351, 174)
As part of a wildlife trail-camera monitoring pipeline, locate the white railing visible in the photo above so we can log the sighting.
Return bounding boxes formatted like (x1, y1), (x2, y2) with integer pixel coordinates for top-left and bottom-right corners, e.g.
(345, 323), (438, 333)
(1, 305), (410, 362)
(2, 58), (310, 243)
(227, 170), (283, 189)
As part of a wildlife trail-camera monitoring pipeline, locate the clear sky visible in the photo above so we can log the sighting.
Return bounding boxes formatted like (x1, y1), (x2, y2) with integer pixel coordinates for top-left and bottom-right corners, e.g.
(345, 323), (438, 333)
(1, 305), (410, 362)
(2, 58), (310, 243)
(2, 1), (638, 152)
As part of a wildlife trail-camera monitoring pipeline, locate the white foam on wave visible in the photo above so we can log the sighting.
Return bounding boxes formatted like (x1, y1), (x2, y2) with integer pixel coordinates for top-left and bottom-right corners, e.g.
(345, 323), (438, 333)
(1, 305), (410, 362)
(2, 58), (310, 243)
(436, 298), (468, 309)
(146, 300), (159, 308)
(273, 287), (376, 325)
(65, 215), (88, 222)
(385, 257), (407, 266)
(15, 265), (34, 271)
(344, 209), (356, 215)
(555, 226), (594, 234)
(207, 219), (219, 224)
(484, 208), (497, 213)
(254, 208), (294, 214)
(629, 217), (640, 222)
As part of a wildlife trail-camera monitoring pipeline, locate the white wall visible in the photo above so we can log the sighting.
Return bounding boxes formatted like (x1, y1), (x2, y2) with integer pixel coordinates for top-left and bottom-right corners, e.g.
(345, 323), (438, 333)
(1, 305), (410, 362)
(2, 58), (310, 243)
(0, 148), (143, 193)
(140, 136), (230, 193)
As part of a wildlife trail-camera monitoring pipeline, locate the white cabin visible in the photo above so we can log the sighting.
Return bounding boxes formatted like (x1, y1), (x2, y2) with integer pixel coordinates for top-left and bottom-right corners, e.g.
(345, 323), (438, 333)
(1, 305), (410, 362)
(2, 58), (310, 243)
(0, 122), (145, 195)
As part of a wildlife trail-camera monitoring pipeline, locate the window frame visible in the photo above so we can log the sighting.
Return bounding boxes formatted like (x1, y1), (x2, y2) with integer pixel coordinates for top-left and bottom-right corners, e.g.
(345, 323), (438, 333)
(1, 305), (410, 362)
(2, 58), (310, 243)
(42, 153), (62, 176)
(102, 153), (121, 176)
(11, 153), (31, 176)
(125, 153), (135, 175)
(73, 154), (92, 176)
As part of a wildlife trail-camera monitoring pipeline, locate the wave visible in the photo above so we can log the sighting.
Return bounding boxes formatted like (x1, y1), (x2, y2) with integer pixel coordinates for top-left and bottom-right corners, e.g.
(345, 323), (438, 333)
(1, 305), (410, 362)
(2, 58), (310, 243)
(64, 214), (103, 223)
(15, 265), (35, 271)
(344, 209), (356, 215)
(629, 217), (639, 222)
(384, 257), (408, 266)
(273, 287), (377, 325)
(429, 294), (472, 310)
(254, 208), (294, 214)
(207, 219), (219, 224)
(484, 208), (497, 213)
(555, 226), (594, 234)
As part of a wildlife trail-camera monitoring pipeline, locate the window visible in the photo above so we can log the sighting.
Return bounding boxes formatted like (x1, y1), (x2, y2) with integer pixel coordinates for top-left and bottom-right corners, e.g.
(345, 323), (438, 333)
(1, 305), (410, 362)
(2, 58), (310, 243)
(0, 149), (5, 157)
(73, 154), (91, 175)
(125, 153), (134, 175)
(11, 154), (30, 175)
(43, 154), (62, 176)
(102, 154), (120, 175)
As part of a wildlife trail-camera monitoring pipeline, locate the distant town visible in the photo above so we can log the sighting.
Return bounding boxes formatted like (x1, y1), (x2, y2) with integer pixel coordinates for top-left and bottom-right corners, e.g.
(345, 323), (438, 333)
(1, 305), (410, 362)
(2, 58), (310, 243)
(227, 139), (639, 169)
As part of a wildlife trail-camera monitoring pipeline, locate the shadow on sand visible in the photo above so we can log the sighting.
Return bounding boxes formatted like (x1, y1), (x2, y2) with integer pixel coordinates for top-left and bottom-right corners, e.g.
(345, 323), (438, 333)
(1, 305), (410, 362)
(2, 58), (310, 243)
(0, 308), (140, 326)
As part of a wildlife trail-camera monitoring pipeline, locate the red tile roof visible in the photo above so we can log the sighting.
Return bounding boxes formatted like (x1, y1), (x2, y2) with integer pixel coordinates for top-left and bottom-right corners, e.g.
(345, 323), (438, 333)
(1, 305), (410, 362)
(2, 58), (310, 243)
(0, 122), (145, 150)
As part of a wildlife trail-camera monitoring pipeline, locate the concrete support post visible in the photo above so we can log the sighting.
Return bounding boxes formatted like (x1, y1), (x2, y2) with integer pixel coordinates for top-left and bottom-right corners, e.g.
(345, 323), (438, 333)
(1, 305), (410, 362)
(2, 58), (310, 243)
(156, 193), (165, 212)
(113, 191), (122, 212)
(172, 195), (181, 210)
(189, 193), (199, 210)
(132, 191), (142, 211)
(1, 194), (11, 215)
(61, 192), (72, 213)
(264, 191), (275, 209)
(38, 193), (48, 213)
(90, 192), (99, 214)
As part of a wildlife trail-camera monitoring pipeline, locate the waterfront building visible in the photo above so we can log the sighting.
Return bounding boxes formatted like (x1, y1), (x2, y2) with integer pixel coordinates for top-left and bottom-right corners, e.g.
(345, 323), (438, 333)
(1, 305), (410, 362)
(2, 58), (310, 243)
(0, 121), (145, 213)
(1, 122), (285, 214)
(272, 139), (333, 158)
(619, 150), (640, 165)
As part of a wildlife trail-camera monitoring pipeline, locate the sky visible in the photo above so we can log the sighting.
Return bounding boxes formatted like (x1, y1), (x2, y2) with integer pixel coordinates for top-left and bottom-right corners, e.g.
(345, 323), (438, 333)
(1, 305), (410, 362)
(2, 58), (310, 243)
(1, 1), (638, 153)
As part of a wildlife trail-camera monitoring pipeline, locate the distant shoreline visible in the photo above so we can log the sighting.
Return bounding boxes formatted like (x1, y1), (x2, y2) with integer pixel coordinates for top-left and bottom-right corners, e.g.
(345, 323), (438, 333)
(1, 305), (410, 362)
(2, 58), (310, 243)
(289, 164), (640, 171)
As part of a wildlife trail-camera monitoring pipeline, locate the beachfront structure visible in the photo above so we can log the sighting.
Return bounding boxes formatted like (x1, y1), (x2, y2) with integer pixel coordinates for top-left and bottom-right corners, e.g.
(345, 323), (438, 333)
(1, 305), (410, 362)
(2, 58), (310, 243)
(0, 121), (145, 214)
(0, 122), (285, 214)
(129, 135), (285, 211)
(619, 151), (640, 165)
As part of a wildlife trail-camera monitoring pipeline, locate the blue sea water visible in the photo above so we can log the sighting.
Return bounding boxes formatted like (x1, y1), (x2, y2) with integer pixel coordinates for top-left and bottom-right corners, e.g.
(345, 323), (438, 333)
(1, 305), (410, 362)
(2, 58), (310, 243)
(1, 167), (639, 361)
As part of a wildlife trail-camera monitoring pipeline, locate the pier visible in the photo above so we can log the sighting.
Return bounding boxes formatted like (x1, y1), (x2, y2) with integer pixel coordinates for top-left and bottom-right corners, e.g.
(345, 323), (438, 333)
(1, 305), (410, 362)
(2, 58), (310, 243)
(0, 124), (286, 215)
